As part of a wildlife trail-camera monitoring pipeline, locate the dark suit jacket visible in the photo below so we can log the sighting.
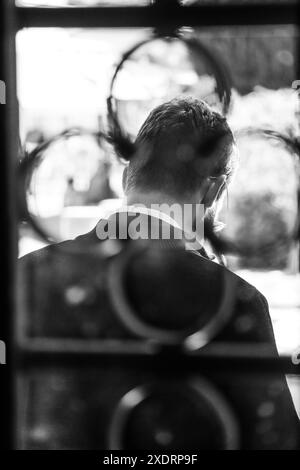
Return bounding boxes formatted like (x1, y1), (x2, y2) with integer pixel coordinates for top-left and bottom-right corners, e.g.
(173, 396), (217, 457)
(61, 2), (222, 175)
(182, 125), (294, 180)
(19, 210), (279, 343)
(19, 211), (300, 449)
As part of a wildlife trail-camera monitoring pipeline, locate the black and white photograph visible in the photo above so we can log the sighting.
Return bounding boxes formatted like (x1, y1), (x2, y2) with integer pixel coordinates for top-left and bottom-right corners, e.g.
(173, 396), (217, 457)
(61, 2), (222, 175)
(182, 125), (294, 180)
(0, 0), (300, 455)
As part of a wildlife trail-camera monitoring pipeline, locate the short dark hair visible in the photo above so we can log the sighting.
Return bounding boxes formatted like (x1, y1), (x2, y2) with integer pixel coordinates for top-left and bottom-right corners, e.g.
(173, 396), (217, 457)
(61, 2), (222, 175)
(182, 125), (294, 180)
(125, 97), (237, 198)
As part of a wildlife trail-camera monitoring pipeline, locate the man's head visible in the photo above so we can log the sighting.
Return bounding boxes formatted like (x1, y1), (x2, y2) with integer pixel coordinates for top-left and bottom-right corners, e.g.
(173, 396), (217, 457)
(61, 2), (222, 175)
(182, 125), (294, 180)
(123, 97), (238, 211)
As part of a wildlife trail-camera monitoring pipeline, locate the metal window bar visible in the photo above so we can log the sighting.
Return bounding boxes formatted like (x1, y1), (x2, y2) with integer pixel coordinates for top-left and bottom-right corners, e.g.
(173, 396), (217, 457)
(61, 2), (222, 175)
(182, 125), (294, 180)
(14, 3), (300, 28)
(1, 0), (300, 450)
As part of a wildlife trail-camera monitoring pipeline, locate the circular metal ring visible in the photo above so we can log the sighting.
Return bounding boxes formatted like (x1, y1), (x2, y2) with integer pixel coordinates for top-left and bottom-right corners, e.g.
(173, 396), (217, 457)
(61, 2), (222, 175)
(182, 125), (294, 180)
(108, 377), (240, 450)
(107, 29), (232, 155)
(205, 127), (300, 258)
(108, 244), (237, 349)
(18, 127), (109, 248)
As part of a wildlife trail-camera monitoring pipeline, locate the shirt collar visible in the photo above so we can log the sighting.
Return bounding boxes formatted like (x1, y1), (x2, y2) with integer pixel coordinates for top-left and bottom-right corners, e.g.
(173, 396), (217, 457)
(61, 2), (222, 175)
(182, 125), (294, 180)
(122, 204), (206, 253)
(124, 204), (183, 231)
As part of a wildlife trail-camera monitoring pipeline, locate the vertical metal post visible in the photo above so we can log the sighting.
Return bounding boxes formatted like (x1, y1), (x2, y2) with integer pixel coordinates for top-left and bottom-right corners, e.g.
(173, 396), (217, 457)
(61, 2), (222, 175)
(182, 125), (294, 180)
(0, 0), (18, 450)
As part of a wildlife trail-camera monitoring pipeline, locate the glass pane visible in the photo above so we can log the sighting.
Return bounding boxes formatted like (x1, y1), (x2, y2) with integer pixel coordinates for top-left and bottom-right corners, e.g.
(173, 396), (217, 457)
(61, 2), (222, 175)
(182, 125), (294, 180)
(17, 26), (300, 365)
(16, 24), (300, 447)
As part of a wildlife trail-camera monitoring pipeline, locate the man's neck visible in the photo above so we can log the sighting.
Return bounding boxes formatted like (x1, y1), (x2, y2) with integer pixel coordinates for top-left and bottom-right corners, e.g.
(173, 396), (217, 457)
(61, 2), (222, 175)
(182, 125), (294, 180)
(125, 190), (200, 236)
(126, 191), (179, 207)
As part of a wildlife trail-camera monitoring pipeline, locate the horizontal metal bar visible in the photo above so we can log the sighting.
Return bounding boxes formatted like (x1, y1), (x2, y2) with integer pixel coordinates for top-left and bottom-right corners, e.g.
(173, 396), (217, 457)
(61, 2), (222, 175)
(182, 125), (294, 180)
(16, 339), (300, 374)
(18, 338), (159, 356)
(15, 4), (299, 30)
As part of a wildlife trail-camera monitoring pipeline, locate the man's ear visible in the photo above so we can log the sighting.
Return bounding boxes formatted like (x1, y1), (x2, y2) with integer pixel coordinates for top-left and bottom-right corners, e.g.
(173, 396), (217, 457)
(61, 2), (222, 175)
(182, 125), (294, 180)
(122, 166), (128, 192)
(201, 175), (226, 208)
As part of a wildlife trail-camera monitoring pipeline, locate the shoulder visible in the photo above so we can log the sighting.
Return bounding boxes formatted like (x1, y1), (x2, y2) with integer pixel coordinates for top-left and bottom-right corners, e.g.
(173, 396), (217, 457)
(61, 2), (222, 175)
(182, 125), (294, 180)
(19, 228), (98, 267)
(184, 252), (274, 344)
(19, 239), (74, 266)
(190, 251), (268, 307)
